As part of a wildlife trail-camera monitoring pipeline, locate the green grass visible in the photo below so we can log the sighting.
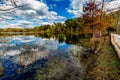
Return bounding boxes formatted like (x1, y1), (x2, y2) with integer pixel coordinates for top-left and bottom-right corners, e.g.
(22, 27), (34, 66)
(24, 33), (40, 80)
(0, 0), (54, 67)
(86, 38), (120, 80)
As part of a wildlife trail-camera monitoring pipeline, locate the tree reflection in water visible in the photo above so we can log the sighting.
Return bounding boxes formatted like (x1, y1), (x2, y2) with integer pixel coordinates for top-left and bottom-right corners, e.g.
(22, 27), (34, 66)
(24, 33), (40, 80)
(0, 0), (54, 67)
(0, 33), (91, 80)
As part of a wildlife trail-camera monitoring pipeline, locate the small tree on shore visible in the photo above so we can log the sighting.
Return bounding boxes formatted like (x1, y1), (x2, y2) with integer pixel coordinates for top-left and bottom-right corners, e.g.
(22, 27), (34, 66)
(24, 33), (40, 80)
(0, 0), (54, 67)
(83, 0), (109, 38)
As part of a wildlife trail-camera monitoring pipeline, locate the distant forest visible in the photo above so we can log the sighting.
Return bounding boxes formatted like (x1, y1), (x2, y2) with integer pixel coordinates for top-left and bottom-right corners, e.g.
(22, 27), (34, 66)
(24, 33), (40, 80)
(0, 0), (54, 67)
(0, 7), (119, 37)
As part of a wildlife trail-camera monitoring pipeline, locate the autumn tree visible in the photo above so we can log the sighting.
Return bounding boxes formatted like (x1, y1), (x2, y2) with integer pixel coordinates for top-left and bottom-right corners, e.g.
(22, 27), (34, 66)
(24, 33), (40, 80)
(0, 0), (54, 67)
(83, 0), (108, 37)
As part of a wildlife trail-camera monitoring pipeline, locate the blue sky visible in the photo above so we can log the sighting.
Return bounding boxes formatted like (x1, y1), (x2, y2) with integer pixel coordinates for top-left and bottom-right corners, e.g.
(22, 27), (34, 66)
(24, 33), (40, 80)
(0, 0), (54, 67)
(46, 0), (71, 18)
(0, 0), (119, 28)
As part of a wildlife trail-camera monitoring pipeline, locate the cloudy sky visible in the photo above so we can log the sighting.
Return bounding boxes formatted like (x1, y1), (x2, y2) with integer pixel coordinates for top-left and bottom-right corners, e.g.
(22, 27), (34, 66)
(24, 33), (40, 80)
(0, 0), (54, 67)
(0, 0), (120, 28)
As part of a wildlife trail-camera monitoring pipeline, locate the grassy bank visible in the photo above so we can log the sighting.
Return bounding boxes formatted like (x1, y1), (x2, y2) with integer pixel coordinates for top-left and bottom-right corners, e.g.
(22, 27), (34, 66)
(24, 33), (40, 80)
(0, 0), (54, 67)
(84, 37), (120, 80)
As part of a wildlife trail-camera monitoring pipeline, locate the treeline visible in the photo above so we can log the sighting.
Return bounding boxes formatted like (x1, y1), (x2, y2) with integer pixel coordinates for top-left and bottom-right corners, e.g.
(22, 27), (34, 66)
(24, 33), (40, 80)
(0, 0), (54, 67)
(0, 17), (85, 34)
(34, 13), (115, 35)
(0, 14), (115, 34)
(0, 12), (119, 36)
(0, 28), (33, 33)
(34, 18), (84, 34)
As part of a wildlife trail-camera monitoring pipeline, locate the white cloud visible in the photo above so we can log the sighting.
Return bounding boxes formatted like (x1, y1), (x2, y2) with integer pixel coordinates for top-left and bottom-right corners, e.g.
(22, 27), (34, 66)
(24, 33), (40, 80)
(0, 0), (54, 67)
(18, 20), (33, 24)
(0, 20), (34, 28)
(67, 0), (120, 17)
(67, 0), (84, 17)
(0, 0), (66, 28)
(41, 22), (53, 25)
(67, 0), (102, 17)
(104, 0), (120, 12)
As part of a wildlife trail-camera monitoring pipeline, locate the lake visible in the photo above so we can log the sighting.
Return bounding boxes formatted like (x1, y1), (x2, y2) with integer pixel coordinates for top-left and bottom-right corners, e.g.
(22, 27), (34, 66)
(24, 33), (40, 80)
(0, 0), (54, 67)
(0, 34), (88, 80)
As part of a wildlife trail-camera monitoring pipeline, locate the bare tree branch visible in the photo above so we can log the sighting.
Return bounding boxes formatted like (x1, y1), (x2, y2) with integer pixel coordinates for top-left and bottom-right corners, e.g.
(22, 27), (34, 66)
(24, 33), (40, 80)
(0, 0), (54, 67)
(0, 0), (18, 11)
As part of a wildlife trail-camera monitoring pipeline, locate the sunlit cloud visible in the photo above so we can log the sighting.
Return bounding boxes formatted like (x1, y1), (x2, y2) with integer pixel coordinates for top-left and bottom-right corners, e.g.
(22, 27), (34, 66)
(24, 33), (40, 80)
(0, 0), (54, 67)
(0, 0), (66, 28)
(67, 0), (120, 17)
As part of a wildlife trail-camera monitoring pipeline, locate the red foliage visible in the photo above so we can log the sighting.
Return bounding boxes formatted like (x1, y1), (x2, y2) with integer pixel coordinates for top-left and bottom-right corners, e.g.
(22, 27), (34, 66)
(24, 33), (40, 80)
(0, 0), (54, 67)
(83, 1), (107, 37)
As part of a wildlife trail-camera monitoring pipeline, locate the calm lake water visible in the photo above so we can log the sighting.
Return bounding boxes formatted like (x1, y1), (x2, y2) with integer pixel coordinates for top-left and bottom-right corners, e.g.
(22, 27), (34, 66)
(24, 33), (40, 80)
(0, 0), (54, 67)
(0, 34), (86, 80)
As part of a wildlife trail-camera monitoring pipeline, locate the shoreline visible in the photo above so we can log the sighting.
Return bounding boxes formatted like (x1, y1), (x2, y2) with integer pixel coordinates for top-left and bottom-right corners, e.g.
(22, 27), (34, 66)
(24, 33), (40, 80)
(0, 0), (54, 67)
(82, 37), (120, 80)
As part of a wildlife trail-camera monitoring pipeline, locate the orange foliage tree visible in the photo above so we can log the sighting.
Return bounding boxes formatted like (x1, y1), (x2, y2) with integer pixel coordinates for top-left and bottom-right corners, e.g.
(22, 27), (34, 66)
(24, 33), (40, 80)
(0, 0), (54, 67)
(83, 0), (107, 37)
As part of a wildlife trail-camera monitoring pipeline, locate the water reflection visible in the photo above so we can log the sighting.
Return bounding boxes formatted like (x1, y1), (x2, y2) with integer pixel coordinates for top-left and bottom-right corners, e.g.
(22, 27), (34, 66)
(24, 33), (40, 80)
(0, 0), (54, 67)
(14, 44), (50, 66)
(35, 33), (91, 44)
(0, 34), (85, 79)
